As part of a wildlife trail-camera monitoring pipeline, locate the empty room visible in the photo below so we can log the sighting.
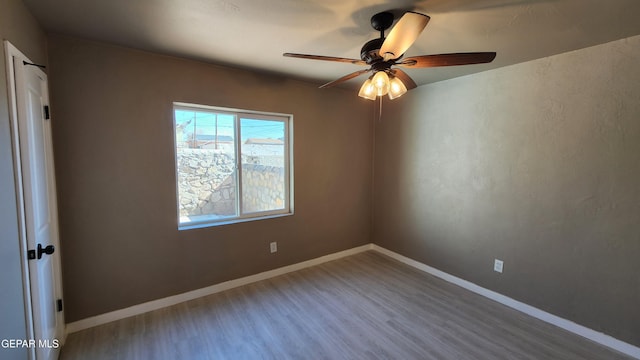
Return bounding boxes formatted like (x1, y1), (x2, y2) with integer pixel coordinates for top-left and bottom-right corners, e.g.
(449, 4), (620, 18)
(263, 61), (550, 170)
(1, 0), (639, 359)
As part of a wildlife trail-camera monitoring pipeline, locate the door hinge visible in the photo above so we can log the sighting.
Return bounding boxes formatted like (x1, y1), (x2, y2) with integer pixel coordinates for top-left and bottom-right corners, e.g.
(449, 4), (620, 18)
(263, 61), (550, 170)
(44, 105), (50, 120)
(57, 299), (63, 312)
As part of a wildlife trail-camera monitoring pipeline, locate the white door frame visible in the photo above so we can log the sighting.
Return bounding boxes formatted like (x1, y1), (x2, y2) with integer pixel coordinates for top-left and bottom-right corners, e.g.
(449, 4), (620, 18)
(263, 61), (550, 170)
(4, 40), (65, 359)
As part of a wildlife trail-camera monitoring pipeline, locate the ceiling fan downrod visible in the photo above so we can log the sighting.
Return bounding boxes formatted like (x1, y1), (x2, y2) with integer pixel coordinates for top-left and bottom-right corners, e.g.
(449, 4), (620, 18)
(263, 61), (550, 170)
(360, 12), (394, 64)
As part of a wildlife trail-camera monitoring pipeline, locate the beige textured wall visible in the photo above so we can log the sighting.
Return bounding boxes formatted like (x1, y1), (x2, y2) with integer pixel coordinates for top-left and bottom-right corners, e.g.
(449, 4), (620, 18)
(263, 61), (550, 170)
(0, 0), (47, 358)
(373, 35), (640, 345)
(47, 35), (373, 322)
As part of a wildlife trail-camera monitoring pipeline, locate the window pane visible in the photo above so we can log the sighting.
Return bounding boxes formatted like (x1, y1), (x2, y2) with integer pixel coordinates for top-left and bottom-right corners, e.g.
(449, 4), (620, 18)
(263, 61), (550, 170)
(174, 103), (292, 228)
(176, 110), (237, 224)
(240, 118), (286, 214)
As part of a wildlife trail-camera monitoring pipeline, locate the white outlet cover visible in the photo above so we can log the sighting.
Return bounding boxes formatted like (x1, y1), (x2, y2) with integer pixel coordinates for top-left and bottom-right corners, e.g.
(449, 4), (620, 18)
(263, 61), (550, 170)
(270, 242), (277, 253)
(494, 259), (504, 273)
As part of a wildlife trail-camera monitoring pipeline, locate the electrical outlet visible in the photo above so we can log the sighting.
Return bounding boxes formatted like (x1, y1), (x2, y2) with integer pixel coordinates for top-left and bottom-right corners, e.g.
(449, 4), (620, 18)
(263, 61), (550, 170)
(494, 259), (504, 273)
(270, 242), (277, 253)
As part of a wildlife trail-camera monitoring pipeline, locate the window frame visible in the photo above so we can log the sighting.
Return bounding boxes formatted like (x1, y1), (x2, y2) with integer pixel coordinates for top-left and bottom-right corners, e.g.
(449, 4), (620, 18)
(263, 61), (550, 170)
(173, 102), (293, 230)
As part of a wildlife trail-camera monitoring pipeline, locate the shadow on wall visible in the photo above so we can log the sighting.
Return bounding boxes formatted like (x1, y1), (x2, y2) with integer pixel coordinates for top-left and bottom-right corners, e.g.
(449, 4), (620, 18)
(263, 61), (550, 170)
(373, 91), (415, 245)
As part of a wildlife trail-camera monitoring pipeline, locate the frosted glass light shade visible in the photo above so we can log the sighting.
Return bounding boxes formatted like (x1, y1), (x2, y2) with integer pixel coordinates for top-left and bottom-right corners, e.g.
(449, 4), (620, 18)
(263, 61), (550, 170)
(372, 71), (390, 96)
(358, 78), (377, 100)
(388, 76), (408, 100)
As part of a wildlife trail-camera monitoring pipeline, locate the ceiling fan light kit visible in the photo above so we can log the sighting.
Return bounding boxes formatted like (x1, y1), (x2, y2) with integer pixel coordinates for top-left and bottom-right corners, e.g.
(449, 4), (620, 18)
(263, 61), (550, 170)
(358, 71), (407, 101)
(284, 10), (496, 101)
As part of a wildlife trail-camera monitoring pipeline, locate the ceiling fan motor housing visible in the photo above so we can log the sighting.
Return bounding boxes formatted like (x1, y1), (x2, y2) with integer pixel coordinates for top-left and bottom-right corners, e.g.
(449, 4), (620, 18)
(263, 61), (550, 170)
(361, 12), (395, 64)
(360, 38), (384, 64)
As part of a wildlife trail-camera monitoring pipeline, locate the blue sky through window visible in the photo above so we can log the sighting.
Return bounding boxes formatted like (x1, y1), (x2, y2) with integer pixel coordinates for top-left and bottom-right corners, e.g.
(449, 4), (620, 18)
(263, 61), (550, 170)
(175, 110), (284, 141)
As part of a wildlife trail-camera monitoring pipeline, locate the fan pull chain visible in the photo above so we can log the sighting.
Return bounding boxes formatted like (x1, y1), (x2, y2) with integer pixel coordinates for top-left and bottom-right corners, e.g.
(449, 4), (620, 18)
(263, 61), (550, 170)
(378, 96), (383, 123)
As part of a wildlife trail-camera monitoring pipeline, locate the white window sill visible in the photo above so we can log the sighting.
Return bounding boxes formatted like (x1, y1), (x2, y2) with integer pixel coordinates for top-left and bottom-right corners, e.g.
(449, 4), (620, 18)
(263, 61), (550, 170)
(178, 212), (293, 231)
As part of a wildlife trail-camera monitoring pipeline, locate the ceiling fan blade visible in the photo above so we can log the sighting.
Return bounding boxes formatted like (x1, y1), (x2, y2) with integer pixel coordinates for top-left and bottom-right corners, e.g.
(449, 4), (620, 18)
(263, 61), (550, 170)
(390, 69), (417, 90)
(379, 12), (430, 61)
(319, 69), (371, 88)
(398, 52), (497, 68)
(283, 53), (367, 66)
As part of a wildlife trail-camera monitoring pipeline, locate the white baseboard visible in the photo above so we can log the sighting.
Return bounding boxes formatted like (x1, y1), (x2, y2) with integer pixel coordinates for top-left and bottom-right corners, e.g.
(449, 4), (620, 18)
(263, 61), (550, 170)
(65, 244), (373, 334)
(371, 244), (640, 359)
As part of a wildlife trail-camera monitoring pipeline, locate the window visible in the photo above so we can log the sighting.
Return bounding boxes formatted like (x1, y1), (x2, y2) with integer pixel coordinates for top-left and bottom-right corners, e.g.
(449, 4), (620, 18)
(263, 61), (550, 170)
(174, 103), (292, 229)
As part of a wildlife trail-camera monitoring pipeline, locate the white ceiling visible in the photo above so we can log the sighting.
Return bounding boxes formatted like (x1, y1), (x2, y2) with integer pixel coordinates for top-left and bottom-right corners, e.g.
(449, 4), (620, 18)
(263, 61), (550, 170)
(24, 0), (640, 88)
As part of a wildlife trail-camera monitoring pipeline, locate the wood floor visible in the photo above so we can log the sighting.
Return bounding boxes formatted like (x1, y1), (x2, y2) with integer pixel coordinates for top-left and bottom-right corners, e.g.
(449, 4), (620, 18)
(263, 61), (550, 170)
(61, 251), (633, 359)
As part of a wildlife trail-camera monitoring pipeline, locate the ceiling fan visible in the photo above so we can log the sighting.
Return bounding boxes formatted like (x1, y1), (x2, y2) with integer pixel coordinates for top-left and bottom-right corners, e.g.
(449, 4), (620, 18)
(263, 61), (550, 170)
(284, 11), (496, 100)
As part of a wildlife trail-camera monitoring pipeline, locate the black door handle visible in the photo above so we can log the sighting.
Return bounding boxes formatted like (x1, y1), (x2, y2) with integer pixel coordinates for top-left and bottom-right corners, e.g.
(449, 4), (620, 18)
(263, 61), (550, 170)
(37, 244), (55, 259)
(27, 244), (56, 260)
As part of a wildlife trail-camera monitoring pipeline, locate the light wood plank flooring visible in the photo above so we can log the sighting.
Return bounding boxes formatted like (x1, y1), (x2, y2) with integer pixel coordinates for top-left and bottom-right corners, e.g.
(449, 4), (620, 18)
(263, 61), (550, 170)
(61, 251), (633, 359)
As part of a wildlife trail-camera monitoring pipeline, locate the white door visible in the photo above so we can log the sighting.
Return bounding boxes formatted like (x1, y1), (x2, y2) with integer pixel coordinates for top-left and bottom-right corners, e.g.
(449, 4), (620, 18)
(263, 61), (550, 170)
(7, 42), (64, 360)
